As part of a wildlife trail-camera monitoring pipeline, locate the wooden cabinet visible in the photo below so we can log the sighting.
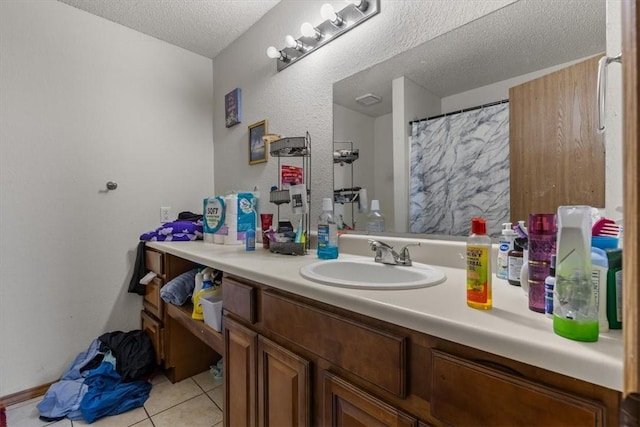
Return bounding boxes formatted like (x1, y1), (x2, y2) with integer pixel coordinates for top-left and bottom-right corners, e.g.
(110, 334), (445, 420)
(140, 248), (219, 382)
(224, 315), (311, 427)
(220, 273), (620, 427)
(322, 371), (417, 427)
(430, 350), (606, 426)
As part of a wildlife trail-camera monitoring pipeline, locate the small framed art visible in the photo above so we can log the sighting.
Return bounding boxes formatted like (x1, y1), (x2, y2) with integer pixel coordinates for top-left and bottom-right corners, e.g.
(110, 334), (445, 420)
(248, 120), (268, 165)
(225, 88), (241, 128)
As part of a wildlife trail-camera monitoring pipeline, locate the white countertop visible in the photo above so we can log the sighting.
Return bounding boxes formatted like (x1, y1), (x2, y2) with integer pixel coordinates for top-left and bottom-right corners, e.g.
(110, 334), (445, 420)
(146, 237), (623, 392)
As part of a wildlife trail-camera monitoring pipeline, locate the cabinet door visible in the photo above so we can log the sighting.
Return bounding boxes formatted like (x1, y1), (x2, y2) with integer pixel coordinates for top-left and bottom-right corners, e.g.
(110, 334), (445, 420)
(322, 371), (417, 427)
(257, 336), (310, 427)
(224, 316), (257, 427)
(143, 277), (164, 319)
(430, 350), (605, 426)
(141, 310), (163, 366)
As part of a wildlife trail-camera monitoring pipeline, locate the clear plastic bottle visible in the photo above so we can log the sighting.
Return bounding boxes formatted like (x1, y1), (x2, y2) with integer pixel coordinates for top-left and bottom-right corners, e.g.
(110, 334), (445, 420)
(317, 198), (339, 259)
(466, 217), (492, 310)
(366, 200), (385, 233)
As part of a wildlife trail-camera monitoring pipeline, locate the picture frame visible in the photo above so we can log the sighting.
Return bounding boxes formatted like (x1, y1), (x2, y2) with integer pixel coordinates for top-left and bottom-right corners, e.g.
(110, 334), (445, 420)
(248, 120), (268, 165)
(225, 88), (242, 128)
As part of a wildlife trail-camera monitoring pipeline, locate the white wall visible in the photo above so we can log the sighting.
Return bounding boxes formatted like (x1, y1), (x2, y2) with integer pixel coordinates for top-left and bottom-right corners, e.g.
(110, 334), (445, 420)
(211, 0), (517, 223)
(0, 0), (213, 396)
(374, 113), (394, 229)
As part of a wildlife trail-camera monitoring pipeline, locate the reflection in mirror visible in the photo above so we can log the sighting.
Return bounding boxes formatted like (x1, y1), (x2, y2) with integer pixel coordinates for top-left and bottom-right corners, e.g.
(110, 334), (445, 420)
(332, 0), (605, 237)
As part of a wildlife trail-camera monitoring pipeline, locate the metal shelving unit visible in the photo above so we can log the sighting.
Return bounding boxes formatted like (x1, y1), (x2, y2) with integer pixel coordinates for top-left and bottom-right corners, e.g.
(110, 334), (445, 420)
(333, 141), (360, 229)
(268, 134), (311, 255)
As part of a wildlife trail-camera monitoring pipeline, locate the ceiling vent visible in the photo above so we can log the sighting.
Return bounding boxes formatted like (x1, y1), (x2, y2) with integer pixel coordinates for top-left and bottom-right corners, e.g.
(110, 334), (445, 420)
(355, 93), (382, 106)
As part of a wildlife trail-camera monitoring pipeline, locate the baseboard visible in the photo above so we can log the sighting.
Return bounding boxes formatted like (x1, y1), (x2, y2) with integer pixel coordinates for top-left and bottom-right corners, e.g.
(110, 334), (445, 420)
(0, 382), (54, 408)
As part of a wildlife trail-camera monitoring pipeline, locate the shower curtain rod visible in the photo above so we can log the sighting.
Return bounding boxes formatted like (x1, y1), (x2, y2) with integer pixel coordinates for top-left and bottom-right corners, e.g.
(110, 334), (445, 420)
(409, 98), (509, 125)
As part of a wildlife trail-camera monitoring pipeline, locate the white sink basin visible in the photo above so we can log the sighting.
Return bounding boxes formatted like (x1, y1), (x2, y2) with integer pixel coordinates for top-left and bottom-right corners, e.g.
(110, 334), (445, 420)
(299, 259), (446, 290)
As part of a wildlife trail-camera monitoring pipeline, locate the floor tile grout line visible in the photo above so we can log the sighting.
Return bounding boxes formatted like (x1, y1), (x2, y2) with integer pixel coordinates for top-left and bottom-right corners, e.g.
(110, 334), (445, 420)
(146, 391), (207, 418)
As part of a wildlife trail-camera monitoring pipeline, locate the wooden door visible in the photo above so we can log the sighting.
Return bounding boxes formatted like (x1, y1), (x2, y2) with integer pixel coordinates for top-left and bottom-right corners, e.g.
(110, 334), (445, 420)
(621, 1), (640, 425)
(224, 316), (257, 427)
(509, 55), (605, 223)
(322, 371), (417, 427)
(257, 336), (310, 427)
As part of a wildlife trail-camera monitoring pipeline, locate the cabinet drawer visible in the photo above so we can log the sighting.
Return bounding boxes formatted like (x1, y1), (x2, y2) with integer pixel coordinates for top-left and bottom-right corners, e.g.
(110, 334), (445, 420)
(261, 291), (407, 397)
(141, 310), (163, 366)
(143, 277), (164, 320)
(145, 249), (164, 276)
(222, 276), (256, 324)
(430, 350), (605, 426)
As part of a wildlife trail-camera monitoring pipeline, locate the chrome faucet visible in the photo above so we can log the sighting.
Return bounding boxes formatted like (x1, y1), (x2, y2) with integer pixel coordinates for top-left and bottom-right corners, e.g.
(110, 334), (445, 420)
(368, 240), (420, 266)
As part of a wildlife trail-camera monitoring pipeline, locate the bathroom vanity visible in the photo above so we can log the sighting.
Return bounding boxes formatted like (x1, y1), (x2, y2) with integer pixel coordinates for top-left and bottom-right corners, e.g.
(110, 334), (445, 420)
(144, 239), (622, 426)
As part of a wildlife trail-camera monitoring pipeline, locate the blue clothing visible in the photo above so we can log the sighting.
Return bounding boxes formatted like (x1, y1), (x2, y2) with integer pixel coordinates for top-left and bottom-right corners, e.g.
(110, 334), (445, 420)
(79, 362), (151, 423)
(37, 339), (103, 419)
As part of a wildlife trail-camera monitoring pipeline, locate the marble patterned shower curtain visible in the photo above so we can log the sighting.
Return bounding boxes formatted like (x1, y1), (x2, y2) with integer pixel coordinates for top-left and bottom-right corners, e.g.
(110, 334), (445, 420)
(409, 102), (510, 237)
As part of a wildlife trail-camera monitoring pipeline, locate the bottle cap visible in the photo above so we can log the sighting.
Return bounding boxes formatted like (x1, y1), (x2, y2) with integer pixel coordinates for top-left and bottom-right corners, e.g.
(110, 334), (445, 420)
(322, 198), (333, 211)
(371, 200), (380, 211)
(471, 217), (487, 235)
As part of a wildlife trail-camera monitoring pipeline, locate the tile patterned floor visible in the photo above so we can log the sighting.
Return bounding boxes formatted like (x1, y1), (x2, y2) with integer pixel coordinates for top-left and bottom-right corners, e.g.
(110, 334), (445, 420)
(5, 370), (223, 427)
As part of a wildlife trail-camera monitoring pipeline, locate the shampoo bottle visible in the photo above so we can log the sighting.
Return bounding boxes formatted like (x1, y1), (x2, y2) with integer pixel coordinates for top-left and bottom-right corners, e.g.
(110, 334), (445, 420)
(496, 222), (515, 280)
(317, 198), (339, 259)
(553, 206), (599, 342)
(466, 217), (492, 310)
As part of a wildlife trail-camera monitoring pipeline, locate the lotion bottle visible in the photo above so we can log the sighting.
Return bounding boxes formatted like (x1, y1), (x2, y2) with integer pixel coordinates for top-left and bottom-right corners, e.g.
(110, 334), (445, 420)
(466, 217), (492, 310)
(496, 222), (515, 279)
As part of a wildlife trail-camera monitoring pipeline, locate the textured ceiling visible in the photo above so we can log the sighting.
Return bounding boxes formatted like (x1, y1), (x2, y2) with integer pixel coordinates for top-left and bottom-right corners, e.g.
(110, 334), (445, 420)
(334, 0), (606, 117)
(57, 0), (281, 59)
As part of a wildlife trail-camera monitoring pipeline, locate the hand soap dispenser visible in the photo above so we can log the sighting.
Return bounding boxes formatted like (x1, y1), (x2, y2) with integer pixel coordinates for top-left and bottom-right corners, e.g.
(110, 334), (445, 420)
(553, 206), (599, 342)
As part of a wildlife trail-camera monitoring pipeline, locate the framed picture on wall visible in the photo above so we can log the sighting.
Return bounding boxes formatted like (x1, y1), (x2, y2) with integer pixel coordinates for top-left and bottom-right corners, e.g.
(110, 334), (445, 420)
(248, 120), (268, 165)
(225, 88), (242, 128)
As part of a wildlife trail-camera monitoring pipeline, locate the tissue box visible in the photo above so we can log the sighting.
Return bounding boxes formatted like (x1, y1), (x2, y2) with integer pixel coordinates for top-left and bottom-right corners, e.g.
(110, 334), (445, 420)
(200, 294), (222, 332)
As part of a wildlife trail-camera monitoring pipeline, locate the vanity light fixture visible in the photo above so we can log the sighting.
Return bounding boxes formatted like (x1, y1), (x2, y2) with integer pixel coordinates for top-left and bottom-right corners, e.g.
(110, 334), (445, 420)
(266, 0), (379, 72)
(266, 46), (290, 62)
(285, 35), (307, 52)
(320, 4), (344, 27)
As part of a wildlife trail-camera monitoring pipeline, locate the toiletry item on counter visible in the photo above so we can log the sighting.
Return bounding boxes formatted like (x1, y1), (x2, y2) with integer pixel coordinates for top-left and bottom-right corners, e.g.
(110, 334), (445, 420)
(496, 222), (515, 280)
(294, 218), (303, 243)
(605, 249), (623, 329)
(203, 196), (226, 244)
(317, 198), (339, 260)
(520, 244), (529, 295)
(554, 205), (598, 342)
(289, 183), (308, 215)
(544, 255), (556, 318)
(245, 227), (256, 251)
(528, 213), (557, 313)
(260, 213), (274, 248)
(507, 239), (524, 286)
(591, 247), (609, 332)
(466, 217), (492, 310)
(224, 192), (257, 245)
(366, 200), (385, 233)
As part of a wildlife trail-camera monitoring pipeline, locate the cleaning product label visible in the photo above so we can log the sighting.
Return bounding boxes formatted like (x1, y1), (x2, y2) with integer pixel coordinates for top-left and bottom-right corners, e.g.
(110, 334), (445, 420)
(318, 224), (329, 249)
(467, 245), (489, 303)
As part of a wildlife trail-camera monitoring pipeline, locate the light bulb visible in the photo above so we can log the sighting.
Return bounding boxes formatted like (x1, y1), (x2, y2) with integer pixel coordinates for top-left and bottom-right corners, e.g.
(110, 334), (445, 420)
(320, 3), (337, 21)
(321, 3), (343, 26)
(284, 35), (297, 49)
(301, 22), (319, 38)
(266, 46), (281, 59)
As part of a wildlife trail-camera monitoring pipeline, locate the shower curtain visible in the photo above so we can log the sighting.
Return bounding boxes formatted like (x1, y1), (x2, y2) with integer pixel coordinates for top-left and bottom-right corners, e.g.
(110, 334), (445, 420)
(409, 102), (510, 236)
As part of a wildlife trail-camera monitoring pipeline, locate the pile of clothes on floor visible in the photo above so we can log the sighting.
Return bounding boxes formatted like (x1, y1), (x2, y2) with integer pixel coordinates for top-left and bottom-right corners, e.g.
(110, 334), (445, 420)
(139, 211), (203, 241)
(37, 330), (156, 424)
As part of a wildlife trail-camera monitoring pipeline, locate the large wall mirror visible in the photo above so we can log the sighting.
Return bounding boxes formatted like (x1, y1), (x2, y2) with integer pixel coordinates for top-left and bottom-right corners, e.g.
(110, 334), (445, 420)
(332, 0), (606, 239)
